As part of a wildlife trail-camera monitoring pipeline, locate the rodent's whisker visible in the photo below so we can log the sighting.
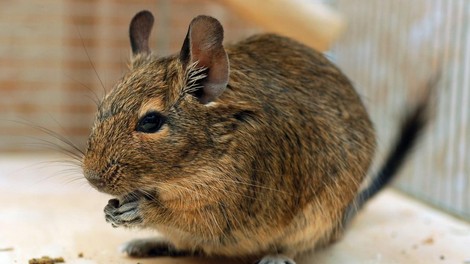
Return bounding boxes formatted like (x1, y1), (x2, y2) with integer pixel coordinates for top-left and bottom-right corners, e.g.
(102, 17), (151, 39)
(191, 181), (256, 200)
(4, 118), (86, 186)
(62, 175), (87, 185)
(160, 182), (198, 196)
(137, 189), (162, 205)
(23, 141), (83, 163)
(75, 25), (108, 96)
(37, 114), (86, 157)
(13, 161), (83, 188)
(214, 178), (293, 196)
(64, 73), (102, 107)
(158, 180), (247, 206)
(27, 158), (82, 168)
(12, 119), (85, 158)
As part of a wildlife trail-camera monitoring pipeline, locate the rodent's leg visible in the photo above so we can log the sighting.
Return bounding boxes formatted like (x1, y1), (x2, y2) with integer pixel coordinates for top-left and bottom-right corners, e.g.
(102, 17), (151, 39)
(104, 197), (143, 228)
(255, 255), (296, 264)
(121, 237), (197, 258)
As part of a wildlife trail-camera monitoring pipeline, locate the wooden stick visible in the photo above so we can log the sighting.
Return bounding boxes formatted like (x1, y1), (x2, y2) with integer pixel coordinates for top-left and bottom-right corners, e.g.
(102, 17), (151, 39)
(220, 0), (345, 51)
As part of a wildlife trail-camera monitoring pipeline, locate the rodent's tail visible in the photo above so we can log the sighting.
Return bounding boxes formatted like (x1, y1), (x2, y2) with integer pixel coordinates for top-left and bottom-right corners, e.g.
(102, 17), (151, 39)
(343, 79), (435, 225)
(360, 93), (429, 202)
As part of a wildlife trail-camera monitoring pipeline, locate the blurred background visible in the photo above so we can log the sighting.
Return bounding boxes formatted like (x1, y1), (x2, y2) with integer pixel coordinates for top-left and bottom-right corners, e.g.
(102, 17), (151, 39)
(0, 0), (469, 222)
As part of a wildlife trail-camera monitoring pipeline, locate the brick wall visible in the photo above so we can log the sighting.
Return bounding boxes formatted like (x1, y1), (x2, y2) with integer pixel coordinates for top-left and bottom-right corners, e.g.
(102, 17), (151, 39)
(0, 0), (259, 153)
(1, 1), (66, 152)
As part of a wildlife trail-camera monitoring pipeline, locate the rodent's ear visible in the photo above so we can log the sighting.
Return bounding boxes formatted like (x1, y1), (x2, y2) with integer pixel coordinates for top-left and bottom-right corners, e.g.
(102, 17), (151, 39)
(129, 10), (154, 56)
(179, 15), (229, 104)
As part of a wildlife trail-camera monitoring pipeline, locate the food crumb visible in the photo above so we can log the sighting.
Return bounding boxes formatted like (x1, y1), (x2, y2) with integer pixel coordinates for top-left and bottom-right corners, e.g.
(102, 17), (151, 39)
(0, 247), (14, 251)
(422, 236), (434, 245)
(78, 252), (84, 258)
(28, 256), (65, 264)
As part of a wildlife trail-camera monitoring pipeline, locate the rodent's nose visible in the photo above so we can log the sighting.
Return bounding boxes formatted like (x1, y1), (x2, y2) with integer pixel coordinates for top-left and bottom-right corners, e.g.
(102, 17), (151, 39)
(85, 171), (106, 189)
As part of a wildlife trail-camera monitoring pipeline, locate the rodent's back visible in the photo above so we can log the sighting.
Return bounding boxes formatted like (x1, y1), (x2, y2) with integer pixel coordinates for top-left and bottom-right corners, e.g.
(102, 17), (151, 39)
(223, 33), (375, 194)
(202, 34), (377, 253)
(226, 34), (374, 156)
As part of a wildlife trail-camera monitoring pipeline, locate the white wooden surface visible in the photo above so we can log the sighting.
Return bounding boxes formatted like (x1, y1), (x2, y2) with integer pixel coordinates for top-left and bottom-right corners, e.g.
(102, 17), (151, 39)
(1, 155), (469, 264)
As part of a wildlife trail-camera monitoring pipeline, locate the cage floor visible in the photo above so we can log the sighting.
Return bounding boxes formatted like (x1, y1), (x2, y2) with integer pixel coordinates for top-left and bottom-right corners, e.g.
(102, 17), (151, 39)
(1, 155), (469, 264)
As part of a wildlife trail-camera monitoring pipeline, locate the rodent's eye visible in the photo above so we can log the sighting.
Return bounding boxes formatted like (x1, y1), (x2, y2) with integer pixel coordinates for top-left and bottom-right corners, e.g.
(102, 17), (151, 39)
(136, 112), (166, 133)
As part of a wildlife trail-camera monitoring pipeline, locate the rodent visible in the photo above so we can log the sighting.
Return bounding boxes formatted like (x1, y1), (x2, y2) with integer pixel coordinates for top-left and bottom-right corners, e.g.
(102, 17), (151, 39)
(82, 10), (430, 264)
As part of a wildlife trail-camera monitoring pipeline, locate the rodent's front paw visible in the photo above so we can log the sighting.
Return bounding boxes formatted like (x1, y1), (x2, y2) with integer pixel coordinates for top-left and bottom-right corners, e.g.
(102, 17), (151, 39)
(104, 196), (143, 228)
(255, 255), (296, 264)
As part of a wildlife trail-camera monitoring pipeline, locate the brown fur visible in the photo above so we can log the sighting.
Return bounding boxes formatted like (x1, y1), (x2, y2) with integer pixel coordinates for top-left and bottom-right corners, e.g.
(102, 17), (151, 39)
(83, 12), (376, 261)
